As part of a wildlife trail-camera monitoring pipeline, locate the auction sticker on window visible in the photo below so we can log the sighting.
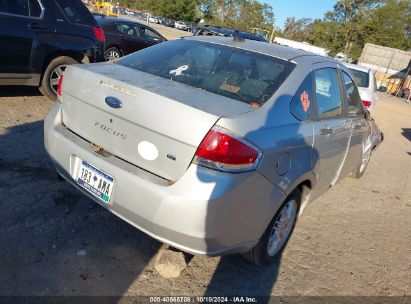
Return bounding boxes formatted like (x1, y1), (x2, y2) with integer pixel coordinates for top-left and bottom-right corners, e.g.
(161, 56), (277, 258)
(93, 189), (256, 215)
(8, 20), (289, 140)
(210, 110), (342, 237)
(76, 160), (114, 203)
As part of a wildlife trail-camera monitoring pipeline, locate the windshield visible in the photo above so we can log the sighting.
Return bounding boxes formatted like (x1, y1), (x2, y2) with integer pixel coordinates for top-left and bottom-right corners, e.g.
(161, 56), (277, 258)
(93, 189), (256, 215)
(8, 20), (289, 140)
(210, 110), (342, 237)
(348, 68), (369, 88)
(117, 39), (295, 106)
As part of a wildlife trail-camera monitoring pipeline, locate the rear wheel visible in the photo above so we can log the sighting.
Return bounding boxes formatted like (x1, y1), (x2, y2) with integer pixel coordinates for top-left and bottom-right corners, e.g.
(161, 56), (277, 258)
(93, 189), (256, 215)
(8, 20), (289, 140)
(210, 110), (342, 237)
(40, 56), (78, 100)
(353, 135), (373, 179)
(105, 47), (122, 61)
(241, 189), (300, 266)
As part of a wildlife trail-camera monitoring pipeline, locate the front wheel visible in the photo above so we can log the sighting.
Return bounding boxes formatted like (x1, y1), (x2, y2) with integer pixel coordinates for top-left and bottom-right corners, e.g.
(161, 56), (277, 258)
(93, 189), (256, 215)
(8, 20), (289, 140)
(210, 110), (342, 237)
(353, 135), (373, 179)
(241, 189), (300, 266)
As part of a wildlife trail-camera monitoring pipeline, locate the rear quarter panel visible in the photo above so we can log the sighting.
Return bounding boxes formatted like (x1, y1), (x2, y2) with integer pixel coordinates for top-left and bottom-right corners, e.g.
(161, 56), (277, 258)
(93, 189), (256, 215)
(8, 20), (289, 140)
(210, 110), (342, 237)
(217, 60), (317, 199)
(50, 0), (104, 62)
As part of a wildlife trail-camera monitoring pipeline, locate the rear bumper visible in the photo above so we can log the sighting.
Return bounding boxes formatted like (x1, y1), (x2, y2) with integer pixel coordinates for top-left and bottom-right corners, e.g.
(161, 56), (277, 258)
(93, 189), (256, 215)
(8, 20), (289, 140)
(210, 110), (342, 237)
(44, 103), (285, 255)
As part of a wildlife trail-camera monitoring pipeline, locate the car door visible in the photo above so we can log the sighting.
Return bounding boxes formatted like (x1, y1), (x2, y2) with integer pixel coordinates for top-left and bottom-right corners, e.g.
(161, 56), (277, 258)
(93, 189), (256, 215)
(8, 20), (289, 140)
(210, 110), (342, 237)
(312, 67), (353, 196)
(101, 23), (121, 48)
(338, 70), (370, 179)
(0, 0), (45, 75)
(114, 22), (147, 55)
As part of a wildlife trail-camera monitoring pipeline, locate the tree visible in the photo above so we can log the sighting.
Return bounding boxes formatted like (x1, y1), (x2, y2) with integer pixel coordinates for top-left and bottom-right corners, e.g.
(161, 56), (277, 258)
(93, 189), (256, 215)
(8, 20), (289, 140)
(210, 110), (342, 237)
(118, 0), (275, 26)
(305, 19), (346, 56)
(196, 0), (214, 19)
(203, 0), (275, 32)
(282, 17), (313, 42)
(362, 0), (411, 51)
(159, 0), (197, 21)
(325, 0), (382, 57)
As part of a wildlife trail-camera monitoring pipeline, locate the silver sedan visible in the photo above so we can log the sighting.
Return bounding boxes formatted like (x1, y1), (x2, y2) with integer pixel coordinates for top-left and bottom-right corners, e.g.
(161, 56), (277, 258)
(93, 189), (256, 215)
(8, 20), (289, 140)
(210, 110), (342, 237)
(44, 36), (379, 265)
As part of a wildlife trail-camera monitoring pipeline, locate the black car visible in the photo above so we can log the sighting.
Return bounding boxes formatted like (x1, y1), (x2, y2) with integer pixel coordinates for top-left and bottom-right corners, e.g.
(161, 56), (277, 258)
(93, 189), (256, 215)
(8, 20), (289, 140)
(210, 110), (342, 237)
(163, 18), (175, 28)
(194, 26), (268, 42)
(0, 0), (105, 99)
(94, 16), (166, 61)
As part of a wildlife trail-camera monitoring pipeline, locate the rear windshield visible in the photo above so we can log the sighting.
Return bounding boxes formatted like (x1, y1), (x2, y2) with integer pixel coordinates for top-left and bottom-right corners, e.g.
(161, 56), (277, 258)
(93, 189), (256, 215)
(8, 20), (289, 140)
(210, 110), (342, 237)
(117, 40), (295, 106)
(55, 0), (95, 25)
(348, 68), (369, 88)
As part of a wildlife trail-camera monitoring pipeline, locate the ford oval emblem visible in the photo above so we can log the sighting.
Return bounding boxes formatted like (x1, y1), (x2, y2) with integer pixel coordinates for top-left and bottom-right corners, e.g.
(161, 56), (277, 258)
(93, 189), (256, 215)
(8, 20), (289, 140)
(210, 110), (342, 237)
(105, 96), (123, 109)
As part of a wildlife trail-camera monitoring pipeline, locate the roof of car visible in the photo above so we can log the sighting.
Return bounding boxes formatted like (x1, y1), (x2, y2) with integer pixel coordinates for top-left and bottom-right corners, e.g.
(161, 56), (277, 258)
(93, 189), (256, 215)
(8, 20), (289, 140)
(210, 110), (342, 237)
(94, 15), (139, 25)
(185, 36), (335, 63)
(343, 63), (371, 73)
(196, 26), (267, 42)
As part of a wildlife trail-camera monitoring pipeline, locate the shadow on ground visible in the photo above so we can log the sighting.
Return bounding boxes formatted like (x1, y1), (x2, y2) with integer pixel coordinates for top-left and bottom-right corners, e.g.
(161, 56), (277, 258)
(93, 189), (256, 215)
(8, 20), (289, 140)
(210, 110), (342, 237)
(0, 120), (161, 297)
(0, 86), (42, 97)
(0, 95), (289, 299)
(401, 128), (411, 141)
(205, 255), (282, 299)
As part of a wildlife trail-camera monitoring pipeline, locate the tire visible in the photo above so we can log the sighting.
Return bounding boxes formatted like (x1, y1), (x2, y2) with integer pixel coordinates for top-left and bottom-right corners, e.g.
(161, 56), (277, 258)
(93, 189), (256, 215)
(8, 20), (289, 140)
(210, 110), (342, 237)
(353, 134), (373, 179)
(40, 56), (78, 100)
(241, 189), (301, 266)
(104, 47), (122, 62)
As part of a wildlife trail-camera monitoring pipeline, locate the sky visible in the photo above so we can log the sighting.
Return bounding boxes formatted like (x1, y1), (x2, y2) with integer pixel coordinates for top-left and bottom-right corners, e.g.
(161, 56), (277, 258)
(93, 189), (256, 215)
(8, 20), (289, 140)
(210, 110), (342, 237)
(264, 0), (337, 29)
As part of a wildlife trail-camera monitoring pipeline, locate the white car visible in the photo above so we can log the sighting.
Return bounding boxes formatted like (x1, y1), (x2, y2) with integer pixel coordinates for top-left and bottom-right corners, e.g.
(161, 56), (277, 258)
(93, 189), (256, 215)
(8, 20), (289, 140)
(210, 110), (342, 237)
(345, 63), (378, 112)
(174, 21), (187, 30)
(149, 16), (159, 23)
(124, 10), (134, 16)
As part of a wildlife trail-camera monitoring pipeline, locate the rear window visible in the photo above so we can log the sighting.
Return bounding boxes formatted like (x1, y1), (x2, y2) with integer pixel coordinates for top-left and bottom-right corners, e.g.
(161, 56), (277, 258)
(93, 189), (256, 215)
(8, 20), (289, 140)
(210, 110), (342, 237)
(117, 40), (295, 106)
(55, 0), (94, 25)
(348, 68), (369, 88)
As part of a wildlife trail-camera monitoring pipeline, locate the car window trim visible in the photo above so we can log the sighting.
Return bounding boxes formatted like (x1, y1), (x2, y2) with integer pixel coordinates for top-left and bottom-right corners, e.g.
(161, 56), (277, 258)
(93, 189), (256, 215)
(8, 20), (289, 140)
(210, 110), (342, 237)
(139, 24), (162, 41)
(54, 0), (94, 26)
(339, 68), (365, 118)
(0, 0), (45, 20)
(309, 70), (319, 121)
(312, 67), (347, 121)
(337, 68), (349, 117)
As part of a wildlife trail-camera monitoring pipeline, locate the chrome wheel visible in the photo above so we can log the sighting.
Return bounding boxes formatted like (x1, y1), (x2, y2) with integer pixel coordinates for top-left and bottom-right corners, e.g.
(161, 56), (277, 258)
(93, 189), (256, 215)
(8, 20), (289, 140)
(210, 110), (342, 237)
(49, 65), (67, 95)
(359, 135), (372, 174)
(267, 199), (298, 257)
(105, 49), (121, 61)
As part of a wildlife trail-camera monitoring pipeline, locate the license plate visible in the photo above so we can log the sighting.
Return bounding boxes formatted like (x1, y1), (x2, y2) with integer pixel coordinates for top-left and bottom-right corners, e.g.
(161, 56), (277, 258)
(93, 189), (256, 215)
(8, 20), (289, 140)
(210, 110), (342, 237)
(76, 160), (114, 203)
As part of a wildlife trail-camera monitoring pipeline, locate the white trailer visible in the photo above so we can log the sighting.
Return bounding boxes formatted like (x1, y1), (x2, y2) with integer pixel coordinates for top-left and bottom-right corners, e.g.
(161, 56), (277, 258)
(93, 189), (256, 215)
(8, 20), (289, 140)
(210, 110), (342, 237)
(274, 37), (329, 57)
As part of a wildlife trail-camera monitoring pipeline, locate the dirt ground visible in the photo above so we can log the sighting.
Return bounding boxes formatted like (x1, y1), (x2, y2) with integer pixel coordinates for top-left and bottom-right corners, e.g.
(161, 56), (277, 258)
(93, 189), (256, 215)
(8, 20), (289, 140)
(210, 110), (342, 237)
(0, 86), (410, 300)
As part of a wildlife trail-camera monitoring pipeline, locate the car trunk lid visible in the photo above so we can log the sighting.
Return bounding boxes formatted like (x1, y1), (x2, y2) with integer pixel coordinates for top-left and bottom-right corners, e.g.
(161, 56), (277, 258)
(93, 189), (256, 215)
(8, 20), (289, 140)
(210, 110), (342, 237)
(61, 63), (252, 181)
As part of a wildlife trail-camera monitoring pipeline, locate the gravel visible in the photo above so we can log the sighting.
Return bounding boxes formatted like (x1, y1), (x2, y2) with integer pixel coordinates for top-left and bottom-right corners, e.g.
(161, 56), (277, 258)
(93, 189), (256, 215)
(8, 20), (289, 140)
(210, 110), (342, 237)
(0, 88), (410, 297)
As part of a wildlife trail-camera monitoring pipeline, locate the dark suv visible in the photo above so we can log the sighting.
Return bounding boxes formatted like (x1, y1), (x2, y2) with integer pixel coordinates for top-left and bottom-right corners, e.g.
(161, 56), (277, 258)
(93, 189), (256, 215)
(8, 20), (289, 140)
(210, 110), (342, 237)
(0, 0), (105, 99)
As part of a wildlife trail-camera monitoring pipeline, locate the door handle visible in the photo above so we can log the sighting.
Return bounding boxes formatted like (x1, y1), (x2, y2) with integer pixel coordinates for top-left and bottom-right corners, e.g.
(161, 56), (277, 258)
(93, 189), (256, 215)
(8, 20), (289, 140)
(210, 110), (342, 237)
(120, 35), (127, 40)
(354, 124), (362, 130)
(320, 127), (334, 135)
(28, 22), (44, 29)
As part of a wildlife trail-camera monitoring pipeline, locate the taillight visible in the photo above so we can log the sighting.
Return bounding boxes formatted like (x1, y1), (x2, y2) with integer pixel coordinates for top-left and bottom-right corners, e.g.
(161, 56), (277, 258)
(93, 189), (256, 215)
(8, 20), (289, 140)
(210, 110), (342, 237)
(57, 75), (64, 97)
(362, 100), (372, 107)
(193, 127), (261, 172)
(93, 26), (105, 43)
